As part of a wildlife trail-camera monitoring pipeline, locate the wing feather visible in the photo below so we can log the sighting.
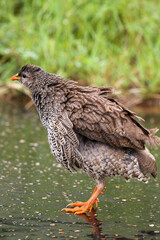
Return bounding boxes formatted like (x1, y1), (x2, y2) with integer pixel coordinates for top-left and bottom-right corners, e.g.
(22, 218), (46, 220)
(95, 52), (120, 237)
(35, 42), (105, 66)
(64, 85), (160, 150)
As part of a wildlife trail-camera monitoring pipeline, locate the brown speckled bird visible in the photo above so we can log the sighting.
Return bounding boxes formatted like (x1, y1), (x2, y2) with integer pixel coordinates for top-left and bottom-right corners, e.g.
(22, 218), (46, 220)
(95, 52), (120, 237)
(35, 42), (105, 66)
(11, 64), (160, 214)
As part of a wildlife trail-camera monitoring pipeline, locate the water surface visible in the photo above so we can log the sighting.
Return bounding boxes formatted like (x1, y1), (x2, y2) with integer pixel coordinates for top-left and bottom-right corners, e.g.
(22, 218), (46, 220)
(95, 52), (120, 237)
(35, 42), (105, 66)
(0, 102), (160, 239)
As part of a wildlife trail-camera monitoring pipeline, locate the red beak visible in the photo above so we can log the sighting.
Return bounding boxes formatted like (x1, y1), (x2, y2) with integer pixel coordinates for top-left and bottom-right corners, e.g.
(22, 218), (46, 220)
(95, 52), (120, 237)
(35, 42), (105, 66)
(11, 74), (20, 81)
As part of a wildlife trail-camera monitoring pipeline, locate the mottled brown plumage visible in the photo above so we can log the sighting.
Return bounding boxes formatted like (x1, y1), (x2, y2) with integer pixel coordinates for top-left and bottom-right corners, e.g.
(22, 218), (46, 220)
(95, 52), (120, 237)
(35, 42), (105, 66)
(11, 64), (159, 214)
(64, 84), (159, 150)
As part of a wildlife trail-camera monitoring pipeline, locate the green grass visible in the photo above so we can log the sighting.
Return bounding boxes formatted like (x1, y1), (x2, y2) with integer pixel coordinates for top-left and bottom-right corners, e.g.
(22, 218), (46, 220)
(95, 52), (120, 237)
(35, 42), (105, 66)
(0, 0), (160, 98)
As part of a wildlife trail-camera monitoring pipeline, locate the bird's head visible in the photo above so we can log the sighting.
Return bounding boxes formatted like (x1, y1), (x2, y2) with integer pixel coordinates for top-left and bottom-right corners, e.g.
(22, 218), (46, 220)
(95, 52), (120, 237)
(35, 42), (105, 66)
(11, 64), (47, 90)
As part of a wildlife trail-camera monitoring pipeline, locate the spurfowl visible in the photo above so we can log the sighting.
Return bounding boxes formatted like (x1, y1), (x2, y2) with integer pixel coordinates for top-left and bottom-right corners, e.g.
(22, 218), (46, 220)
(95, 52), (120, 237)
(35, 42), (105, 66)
(11, 65), (160, 214)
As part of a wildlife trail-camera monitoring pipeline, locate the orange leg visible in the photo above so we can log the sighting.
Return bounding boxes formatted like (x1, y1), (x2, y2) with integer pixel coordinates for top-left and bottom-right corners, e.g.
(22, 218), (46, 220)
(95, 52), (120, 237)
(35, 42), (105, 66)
(62, 183), (105, 215)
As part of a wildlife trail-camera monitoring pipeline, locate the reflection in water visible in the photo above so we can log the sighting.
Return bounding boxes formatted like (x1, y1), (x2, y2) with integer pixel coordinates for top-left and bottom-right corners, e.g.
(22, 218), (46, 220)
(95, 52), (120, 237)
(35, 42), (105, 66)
(71, 209), (105, 240)
(69, 209), (135, 240)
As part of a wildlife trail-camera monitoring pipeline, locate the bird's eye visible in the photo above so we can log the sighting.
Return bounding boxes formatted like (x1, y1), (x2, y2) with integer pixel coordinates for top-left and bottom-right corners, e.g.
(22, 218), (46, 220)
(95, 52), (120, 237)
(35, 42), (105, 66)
(22, 74), (27, 78)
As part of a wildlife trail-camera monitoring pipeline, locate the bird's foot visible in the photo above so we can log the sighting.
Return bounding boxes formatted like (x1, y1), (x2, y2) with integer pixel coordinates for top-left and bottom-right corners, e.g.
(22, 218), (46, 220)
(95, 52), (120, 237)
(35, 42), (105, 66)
(62, 183), (105, 215)
(66, 199), (99, 208)
(62, 198), (98, 214)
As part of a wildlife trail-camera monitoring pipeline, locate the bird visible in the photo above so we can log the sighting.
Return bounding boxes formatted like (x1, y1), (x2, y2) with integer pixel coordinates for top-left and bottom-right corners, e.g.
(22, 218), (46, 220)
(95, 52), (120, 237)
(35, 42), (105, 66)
(11, 64), (160, 214)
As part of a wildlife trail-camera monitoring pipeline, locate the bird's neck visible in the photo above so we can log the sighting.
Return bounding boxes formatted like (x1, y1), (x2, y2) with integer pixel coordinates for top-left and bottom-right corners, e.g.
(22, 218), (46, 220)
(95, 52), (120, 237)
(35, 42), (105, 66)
(31, 85), (66, 126)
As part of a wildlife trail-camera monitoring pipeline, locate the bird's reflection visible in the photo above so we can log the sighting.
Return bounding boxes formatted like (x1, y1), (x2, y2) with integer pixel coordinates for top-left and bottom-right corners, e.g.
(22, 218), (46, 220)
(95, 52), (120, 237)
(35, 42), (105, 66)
(71, 209), (106, 240)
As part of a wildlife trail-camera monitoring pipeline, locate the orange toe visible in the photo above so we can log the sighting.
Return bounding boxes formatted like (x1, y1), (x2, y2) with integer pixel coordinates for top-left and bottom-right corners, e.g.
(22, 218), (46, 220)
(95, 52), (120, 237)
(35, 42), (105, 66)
(62, 201), (95, 214)
(62, 198), (99, 214)
(66, 201), (85, 207)
(62, 183), (105, 215)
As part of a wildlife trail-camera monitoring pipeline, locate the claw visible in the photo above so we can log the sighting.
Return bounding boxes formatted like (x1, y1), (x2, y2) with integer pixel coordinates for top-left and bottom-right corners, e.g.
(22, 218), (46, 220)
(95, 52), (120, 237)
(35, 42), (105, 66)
(66, 201), (85, 207)
(62, 202), (94, 214)
(62, 183), (106, 215)
(62, 201), (94, 214)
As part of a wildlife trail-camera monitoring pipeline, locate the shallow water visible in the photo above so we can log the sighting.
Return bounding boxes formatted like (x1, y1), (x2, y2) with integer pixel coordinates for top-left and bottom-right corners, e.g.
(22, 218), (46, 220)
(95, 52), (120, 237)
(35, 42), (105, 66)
(0, 102), (160, 240)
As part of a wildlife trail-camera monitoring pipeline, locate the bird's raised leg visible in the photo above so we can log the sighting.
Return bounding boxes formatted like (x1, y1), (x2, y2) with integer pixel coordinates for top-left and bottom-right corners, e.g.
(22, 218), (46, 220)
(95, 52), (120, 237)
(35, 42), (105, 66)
(62, 183), (105, 214)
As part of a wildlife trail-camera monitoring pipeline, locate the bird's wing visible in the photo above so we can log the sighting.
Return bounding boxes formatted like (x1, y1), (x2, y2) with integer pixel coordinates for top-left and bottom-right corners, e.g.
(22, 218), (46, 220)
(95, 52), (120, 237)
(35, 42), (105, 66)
(47, 109), (83, 172)
(64, 87), (159, 150)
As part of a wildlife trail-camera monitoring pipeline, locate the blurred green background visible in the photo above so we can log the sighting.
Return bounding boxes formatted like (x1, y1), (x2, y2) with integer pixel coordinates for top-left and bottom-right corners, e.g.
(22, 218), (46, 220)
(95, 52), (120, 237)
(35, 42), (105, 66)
(0, 0), (160, 98)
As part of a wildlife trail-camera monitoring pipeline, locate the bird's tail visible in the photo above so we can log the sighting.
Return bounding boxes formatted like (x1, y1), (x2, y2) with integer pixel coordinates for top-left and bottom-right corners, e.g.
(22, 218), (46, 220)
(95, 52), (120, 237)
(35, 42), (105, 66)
(147, 128), (160, 147)
(136, 147), (157, 178)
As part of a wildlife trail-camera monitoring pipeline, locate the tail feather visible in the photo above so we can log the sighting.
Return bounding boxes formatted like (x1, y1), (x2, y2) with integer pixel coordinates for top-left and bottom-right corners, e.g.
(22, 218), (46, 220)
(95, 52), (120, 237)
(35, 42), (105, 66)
(149, 128), (159, 134)
(147, 128), (160, 147)
(136, 148), (157, 178)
